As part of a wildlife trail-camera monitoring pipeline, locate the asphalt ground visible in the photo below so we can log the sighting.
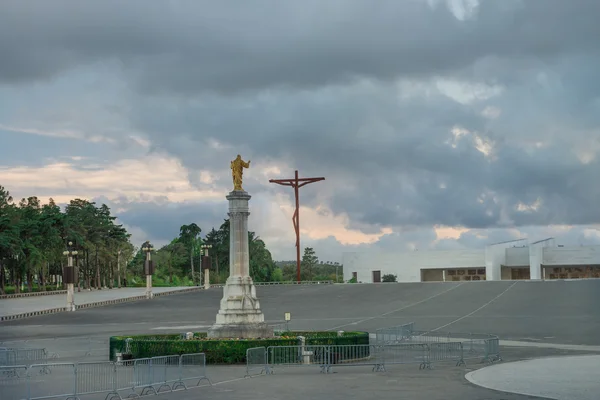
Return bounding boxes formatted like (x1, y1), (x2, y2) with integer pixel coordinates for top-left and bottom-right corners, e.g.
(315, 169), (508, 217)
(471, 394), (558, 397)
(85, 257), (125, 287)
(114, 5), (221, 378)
(0, 286), (197, 318)
(2, 280), (599, 400)
(2, 280), (599, 345)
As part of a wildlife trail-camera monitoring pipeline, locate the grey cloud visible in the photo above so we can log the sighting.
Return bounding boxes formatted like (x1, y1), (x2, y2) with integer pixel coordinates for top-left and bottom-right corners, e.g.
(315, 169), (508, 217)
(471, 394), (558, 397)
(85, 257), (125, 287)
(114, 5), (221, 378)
(2, 1), (600, 94)
(2, 0), (600, 249)
(93, 196), (225, 244)
(130, 69), (600, 230)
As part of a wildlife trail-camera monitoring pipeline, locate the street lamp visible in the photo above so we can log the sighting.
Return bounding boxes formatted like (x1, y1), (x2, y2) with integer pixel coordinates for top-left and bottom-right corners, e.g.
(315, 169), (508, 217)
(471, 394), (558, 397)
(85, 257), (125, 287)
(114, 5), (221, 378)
(201, 244), (212, 289)
(141, 241), (154, 299)
(117, 249), (122, 288)
(62, 241), (78, 311)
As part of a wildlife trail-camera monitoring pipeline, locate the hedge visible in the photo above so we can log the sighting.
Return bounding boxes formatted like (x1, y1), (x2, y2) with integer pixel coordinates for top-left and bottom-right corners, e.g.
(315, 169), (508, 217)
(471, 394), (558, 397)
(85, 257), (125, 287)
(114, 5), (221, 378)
(109, 331), (369, 364)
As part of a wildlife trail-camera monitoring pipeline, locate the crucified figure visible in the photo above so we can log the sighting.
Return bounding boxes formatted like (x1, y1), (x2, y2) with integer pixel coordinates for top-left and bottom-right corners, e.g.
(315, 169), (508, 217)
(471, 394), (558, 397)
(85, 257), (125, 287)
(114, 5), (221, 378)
(230, 154), (251, 191)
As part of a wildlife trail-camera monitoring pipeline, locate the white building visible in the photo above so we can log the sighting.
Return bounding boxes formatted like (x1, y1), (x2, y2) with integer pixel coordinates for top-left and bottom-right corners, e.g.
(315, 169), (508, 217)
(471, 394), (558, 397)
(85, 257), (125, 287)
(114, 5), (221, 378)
(343, 238), (600, 283)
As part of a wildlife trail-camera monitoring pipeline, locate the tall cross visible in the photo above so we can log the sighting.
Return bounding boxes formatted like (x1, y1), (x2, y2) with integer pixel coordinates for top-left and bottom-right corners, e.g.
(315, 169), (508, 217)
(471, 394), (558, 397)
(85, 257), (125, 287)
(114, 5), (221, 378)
(269, 170), (325, 282)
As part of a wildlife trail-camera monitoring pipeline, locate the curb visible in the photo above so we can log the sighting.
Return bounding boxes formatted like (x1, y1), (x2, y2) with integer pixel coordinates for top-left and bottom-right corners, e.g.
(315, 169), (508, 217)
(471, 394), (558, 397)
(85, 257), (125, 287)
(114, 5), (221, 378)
(0, 290), (67, 299)
(0, 307), (68, 321)
(0, 287), (205, 322)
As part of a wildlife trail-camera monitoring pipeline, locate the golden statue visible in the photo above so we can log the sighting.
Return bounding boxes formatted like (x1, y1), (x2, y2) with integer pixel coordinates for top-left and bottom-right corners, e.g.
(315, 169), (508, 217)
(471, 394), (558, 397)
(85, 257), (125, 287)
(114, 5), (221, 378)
(231, 154), (251, 191)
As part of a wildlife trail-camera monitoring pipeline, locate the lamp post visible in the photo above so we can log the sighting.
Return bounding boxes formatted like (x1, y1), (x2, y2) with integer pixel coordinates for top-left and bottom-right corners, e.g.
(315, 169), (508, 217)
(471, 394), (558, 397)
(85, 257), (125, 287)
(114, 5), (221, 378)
(117, 249), (122, 289)
(141, 241), (154, 299)
(62, 241), (78, 311)
(201, 244), (212, 289)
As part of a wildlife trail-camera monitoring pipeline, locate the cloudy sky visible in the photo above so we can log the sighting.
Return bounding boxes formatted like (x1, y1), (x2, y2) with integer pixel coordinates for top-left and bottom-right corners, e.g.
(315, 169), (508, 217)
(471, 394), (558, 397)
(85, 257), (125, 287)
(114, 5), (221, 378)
(1, 0), (600, 262)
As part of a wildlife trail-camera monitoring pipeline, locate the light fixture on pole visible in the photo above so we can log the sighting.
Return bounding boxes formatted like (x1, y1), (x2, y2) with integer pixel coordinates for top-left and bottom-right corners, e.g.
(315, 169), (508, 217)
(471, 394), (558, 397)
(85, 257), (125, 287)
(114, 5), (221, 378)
(62, 241), (78, 311)
(141, 241), (155, 299)
(201, 244), (213, 290)
(117, 249), (122, 288)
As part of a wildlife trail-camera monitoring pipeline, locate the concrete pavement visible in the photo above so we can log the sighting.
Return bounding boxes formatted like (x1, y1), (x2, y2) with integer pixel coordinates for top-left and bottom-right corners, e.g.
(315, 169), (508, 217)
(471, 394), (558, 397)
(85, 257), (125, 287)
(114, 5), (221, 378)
(0, 286), (201, 320)
(466, 354), (600, 400)
(2, 280), (600, 399)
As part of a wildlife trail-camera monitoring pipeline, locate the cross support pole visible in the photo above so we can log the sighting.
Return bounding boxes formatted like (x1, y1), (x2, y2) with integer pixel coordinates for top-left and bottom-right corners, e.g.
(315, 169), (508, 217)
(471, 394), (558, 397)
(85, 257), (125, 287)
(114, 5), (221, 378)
(269, 170), (325, 282)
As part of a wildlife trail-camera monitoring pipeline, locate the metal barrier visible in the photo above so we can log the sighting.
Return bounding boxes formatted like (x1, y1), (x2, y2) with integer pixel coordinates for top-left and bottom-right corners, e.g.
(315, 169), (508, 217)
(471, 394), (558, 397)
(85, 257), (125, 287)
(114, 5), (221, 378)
(376, 343), (429, 370)
(75, 362), (119, 399)
(1, 348), (52, 366)
(267, 344), (381, 374)
(484, 337), (502, 363)
(267, 345), (329, 373)
(375, 322), (414, 344)
(0, 337), (108, 361)
(246, 347), (269, 377)
(27, 362), (77, 400)
(271, 322), (291, 335)
(425, 342), (465, 368)
(0, 350), (17, 366)
(322, 344), (382, 373)
(404, 330), (500, 365)
(0, 365), (28, 400)
(0, 353), (210, 400)
(177, 353), (211, 389)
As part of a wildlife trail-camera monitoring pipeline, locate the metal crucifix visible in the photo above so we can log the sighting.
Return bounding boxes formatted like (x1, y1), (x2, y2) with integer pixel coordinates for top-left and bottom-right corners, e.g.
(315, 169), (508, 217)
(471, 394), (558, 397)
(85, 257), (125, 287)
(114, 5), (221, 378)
(269, 170), (325, 282)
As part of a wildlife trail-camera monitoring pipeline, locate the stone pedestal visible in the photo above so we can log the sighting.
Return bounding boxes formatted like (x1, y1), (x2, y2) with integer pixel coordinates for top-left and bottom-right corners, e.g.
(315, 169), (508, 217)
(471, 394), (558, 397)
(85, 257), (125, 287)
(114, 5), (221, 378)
(207, 190), (273, 339)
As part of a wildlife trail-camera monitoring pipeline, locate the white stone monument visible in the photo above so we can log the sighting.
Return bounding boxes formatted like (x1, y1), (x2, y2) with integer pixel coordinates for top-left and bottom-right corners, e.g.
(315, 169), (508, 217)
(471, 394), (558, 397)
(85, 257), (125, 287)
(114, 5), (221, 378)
(207, 155), (273, 339)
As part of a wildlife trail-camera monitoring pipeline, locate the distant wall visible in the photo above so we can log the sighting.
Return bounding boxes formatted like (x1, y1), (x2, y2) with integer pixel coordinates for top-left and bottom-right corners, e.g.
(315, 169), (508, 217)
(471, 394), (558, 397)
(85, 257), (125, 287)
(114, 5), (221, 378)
(543, 246), (600, 265)
(343, 244), (600, 283)
(342, 250), (484, 283)
(504, 247), (529, 266)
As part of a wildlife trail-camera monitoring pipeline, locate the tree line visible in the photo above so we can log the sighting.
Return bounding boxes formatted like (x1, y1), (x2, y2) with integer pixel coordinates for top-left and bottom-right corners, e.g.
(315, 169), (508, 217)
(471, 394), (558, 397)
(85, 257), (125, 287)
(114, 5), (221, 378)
(0, 185), (135, 294)
(275, 247), (344, 282)
(2, 185), (337, 294)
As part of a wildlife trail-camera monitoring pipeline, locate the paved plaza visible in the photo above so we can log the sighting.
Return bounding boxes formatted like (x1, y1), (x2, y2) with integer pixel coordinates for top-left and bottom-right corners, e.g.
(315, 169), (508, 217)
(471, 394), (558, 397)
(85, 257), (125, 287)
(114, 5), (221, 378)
(2, 279), (600, 399)
(0, 286), (198, 319)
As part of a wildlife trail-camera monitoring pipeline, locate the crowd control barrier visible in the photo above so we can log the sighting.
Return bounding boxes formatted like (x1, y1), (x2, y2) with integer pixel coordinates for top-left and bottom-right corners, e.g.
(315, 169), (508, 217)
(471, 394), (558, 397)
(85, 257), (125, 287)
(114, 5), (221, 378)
(0, 352), (210, 400)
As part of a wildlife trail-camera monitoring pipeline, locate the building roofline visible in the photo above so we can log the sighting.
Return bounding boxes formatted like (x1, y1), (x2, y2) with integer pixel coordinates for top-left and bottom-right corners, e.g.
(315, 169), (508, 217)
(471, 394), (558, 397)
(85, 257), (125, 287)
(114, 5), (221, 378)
(530, 237), (555, 245)
(488, 238), (527, 246)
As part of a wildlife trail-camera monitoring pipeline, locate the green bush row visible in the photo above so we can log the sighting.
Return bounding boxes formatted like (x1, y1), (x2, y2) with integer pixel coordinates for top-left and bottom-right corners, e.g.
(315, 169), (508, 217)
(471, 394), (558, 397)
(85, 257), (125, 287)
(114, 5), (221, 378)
(109, 331), (369, 364)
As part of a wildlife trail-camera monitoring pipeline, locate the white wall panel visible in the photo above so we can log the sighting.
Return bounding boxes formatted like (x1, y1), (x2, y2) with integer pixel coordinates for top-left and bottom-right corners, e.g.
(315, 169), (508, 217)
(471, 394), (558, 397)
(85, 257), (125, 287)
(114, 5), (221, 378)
(543, 246), (600, 266)
(343, 250), (484, 283)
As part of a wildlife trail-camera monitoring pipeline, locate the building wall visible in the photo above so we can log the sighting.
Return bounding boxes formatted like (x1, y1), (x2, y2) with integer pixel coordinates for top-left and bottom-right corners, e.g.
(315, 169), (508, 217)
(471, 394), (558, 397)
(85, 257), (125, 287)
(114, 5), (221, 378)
(485, 239), (528, 280)
(342, 250), (484, 283)
(505, 247), (530, 266)
(543, 246), (600, 265)
(343, 244), (600, 283)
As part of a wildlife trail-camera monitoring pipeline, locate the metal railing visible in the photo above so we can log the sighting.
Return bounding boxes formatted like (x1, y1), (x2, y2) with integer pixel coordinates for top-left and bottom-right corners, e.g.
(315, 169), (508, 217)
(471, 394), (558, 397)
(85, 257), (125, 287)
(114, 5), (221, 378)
(0, 352), (210, 400)
(246, 340), (499, 375)
(0, 337), (109, 361)
(374, 323), (502, 365)
(375, 322), (414, 344)
(0, 348), (55, 367)
(246, 347), (270, 377)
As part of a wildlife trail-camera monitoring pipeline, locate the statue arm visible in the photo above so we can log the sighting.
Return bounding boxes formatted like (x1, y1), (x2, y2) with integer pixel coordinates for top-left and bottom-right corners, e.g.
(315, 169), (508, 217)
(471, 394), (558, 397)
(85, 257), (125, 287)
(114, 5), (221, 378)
(243, 160), (251, 168)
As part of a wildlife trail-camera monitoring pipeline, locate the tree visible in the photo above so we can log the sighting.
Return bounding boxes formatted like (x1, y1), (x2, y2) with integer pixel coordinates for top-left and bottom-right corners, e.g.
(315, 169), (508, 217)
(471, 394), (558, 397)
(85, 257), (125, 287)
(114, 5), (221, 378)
(0, 184), (281, 293)
(179, 223), (202, 282)
(301, 247), (319, 281)
(248, 232), (277, 282)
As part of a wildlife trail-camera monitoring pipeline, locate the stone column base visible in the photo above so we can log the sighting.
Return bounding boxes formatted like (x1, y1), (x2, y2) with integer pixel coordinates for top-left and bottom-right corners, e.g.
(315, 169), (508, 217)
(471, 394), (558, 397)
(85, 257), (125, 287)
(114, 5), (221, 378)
(207, 275), (274, 338)
(207, 323), (274, 339)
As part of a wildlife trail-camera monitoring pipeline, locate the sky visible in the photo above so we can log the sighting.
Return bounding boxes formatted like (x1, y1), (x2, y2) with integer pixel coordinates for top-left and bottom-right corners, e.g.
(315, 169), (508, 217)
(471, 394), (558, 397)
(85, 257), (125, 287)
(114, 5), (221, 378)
(1, 0), (600, 262)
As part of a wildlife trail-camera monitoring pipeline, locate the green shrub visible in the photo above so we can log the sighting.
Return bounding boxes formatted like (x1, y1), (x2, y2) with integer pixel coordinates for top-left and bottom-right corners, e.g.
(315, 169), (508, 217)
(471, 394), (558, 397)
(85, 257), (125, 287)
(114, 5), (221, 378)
(109, 331), (369, 364)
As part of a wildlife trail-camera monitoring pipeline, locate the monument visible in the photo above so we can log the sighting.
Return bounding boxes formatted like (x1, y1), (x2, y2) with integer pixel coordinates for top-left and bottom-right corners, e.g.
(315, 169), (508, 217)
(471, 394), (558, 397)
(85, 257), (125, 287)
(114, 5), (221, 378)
(207, 155), (274, 339)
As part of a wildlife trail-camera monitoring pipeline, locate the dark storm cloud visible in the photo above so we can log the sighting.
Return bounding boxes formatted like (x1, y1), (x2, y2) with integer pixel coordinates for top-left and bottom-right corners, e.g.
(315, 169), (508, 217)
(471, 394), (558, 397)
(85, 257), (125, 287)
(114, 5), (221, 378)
(2, 0), (600, 238)
(2, 1), (600, 93)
